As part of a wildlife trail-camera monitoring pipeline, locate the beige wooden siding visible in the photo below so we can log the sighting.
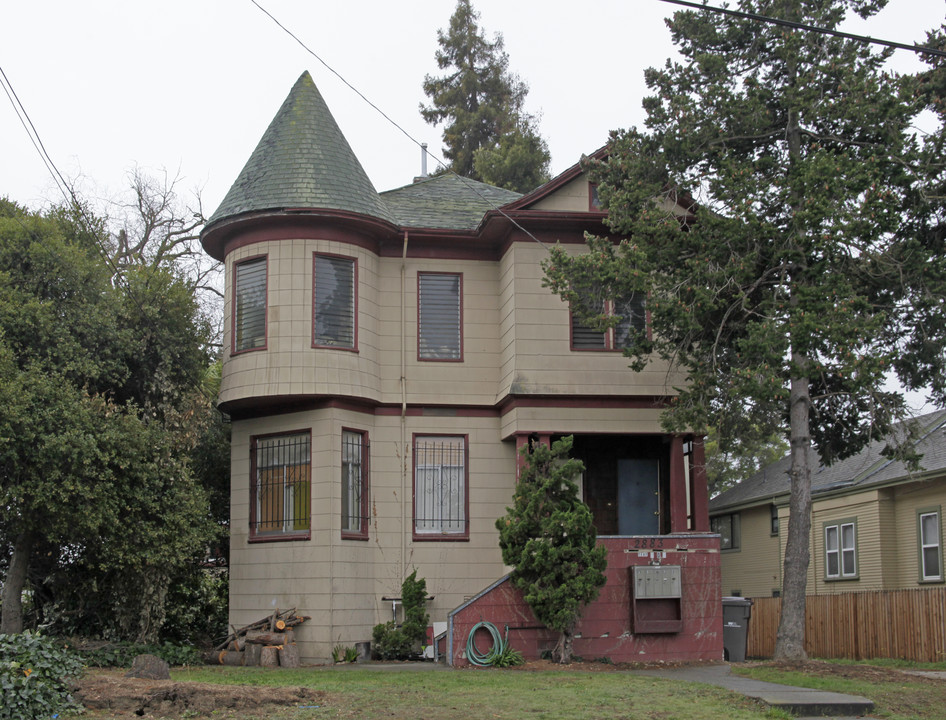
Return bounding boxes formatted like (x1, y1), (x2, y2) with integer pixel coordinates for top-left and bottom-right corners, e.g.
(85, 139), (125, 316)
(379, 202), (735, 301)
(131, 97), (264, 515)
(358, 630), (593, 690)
(228, 408), (517, 660)
(890, 481), (946, 589)
(531, 175), (594, 212)
(718, 504), (781, 598)
(221, 239), (383, 406)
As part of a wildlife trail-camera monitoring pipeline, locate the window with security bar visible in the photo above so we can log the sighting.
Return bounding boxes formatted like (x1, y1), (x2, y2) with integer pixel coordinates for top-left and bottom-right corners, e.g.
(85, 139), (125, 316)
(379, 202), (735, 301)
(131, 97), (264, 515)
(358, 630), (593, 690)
(414, 435), (467, 538)
(251, 432), (311, 540)
(342, 430), (369, 539)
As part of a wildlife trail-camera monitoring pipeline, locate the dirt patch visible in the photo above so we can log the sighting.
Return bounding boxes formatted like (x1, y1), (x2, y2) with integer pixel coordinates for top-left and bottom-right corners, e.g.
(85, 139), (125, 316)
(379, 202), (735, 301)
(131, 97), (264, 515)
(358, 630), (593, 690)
(743, 658), (944, 684)
(76, 671), (325, 718)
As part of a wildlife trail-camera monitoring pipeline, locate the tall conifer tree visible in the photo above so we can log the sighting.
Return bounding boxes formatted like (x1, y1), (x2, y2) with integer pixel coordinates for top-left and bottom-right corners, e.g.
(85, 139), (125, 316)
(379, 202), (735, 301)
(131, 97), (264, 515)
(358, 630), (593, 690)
(421, 0), (549, 192)
(544, 1), (945, 659)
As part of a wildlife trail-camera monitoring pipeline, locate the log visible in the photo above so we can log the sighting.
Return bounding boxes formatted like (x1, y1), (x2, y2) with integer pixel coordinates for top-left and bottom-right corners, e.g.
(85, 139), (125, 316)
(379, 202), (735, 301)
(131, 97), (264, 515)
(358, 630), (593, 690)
(279, 643), (300, 668)
(220, 650), (245, 666)
(245, 630), (294, 646)
(275, 619), (287, 631)
(244, 643), (262, 667)
(260, 646), (280, 668)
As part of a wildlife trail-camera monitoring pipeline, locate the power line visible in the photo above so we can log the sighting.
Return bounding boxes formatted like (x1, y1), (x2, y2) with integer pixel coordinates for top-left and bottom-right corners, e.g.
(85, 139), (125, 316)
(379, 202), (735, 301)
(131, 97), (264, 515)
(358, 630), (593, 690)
(250, 0), (549, 249)
(659, 0), (946, 58)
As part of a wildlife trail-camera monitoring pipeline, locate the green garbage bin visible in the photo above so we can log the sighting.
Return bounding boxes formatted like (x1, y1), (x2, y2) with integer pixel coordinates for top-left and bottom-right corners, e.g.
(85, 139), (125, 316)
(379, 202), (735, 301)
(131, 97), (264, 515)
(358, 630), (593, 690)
(722, 596), (753, 662)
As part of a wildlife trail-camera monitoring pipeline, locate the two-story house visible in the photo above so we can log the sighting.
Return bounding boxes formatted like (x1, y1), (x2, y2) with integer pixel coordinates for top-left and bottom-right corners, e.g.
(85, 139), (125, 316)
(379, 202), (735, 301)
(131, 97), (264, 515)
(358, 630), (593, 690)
(200, 71), (721, 664)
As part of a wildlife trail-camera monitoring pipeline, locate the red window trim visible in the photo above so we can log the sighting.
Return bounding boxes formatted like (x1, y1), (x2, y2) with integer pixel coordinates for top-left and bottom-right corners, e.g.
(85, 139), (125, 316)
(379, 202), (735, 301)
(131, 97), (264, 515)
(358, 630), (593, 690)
(411, 432), (470, 542)
(417, 271), (464, 363)
(569, 298), (650, 351)
(341, 427), (370, 541)
(231, 254), (268, 356)
(248, 428), (312, 543)
(312, 251), (359, 352)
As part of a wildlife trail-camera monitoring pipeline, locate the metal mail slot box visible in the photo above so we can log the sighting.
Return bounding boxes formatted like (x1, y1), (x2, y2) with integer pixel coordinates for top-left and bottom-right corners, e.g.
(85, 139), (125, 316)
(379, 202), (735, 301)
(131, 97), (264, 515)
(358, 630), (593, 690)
(633, 565), (682, 599)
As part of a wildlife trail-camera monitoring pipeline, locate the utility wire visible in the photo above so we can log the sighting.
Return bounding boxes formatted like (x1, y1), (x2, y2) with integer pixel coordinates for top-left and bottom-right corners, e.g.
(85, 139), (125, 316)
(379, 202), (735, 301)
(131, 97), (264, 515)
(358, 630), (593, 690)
(250, 0), (549, 248)
(659, 0), (946, 58)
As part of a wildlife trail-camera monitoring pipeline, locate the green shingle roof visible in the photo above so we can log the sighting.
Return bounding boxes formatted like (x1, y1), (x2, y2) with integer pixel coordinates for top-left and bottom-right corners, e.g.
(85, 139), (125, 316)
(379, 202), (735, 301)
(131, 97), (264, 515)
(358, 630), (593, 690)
(207, 72), (396, 227)
(381, 174), (521, 231)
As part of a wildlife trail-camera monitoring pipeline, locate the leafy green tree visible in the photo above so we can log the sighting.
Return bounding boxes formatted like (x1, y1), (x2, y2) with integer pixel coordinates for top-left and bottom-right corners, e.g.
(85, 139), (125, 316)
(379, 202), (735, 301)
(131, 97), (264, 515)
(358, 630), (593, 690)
(0, 199), (217, 640)
(544, 1), (945, 660)
(421, 0), (550, 192)
(496, 436), (607, 663)
(705, 426), (788, 497)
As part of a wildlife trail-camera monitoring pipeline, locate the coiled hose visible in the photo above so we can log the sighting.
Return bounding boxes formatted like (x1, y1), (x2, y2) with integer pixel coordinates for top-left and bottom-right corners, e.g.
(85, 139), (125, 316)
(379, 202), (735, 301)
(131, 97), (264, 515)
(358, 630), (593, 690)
(465, 621), (509, 666)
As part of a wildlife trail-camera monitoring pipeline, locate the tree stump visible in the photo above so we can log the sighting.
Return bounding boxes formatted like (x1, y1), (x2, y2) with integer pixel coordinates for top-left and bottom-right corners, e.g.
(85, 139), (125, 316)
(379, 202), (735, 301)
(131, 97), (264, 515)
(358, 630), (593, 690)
(260, 645), (280, 667)
(278, 643), (300, 668)
(244, 642), (262, 667)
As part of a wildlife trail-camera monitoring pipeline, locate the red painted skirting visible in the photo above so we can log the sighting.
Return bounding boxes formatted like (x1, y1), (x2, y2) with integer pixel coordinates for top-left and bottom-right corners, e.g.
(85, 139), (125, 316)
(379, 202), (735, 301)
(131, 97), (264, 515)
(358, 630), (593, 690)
(448, 535), (722, 666)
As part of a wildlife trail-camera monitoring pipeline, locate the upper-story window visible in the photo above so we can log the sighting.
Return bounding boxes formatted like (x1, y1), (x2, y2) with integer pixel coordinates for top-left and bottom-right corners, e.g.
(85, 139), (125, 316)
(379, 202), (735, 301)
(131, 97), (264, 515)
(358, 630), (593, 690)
(825, 519), (857, 580)
(418, 272), (462, 361)
(233, 256), (267, 353)
(918, 508), (943, 583)
(711, 512), (740, 551)
(571, 293), (646, 351)
(314, 254), (356, 350)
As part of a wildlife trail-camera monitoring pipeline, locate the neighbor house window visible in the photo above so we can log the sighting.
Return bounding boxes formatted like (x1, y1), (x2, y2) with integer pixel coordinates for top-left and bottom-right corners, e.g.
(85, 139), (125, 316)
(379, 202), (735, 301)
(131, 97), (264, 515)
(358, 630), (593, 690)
(342, 430), (369, 539)
(418, 272), (461, 360)
(233, 256), (267, 353)
(314, 254), (356, 349)
(825, 520), (857, 579)
(711, 513), (740, 550)
(571, 294), (646, 351)
(770, 504), (780, 536)
(250, 431), (311, 541)
(414, 435), (467, 538)
(918, 508), (943, 583)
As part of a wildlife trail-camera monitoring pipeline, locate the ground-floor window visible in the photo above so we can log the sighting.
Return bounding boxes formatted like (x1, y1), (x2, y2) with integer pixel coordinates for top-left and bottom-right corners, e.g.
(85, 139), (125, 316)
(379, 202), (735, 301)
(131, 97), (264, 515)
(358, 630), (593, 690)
(250, 431), (311, 540)
(413, 435), (467, 538)
(342, 429), (369, 539)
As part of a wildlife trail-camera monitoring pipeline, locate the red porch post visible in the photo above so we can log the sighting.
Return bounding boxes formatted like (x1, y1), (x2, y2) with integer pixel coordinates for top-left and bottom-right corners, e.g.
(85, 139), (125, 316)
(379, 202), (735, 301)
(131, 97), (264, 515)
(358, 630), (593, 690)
(689, 435), (710, 531)
(668, 435), (688, 532)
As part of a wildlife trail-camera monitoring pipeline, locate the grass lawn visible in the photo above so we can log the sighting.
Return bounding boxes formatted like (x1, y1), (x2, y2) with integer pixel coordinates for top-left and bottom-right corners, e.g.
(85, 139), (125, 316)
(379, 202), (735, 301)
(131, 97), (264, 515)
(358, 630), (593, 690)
(733, 659), (946, 720)
(78, 664), (791, 720)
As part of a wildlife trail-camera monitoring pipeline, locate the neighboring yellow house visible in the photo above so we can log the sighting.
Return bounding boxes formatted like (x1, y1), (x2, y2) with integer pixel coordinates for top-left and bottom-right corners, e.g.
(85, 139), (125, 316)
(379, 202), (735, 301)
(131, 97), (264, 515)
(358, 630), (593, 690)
(710, 410), (946, 599)
(199, 72), (713, 663)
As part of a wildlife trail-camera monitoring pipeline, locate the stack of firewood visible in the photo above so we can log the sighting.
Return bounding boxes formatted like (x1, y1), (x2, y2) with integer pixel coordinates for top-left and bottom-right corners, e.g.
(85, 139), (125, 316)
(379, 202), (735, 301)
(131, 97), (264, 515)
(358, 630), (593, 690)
(212, 608), (310, 668)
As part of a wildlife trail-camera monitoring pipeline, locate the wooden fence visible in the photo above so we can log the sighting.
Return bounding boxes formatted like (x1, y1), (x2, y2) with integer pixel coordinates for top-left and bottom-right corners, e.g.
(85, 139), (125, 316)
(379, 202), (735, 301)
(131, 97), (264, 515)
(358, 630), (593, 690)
(747, 587), (946, 662)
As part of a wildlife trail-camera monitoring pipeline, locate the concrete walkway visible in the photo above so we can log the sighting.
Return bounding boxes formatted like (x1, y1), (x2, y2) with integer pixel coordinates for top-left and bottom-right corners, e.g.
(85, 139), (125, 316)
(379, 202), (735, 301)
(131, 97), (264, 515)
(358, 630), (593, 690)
(633, 664), (875, 718)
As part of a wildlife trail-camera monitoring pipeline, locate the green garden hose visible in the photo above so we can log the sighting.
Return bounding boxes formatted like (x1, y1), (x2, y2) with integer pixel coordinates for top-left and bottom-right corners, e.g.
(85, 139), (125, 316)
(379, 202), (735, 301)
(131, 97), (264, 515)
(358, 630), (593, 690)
(466, 621), (508, 666)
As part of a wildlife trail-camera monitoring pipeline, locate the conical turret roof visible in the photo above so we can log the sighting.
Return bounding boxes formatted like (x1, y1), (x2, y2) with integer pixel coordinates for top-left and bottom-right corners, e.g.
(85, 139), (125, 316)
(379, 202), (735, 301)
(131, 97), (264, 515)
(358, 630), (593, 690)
(207, 72), (396, 227)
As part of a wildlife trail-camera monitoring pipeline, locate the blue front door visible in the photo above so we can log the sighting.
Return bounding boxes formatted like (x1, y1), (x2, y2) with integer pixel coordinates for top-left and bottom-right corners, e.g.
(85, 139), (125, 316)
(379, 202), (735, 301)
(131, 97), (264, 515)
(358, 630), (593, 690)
(617, 458), (660, 535)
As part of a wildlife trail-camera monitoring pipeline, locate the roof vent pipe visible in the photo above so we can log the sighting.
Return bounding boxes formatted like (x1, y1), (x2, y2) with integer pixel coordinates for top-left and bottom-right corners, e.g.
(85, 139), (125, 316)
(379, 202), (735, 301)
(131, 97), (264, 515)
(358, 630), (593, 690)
(420, 143), (428, 178)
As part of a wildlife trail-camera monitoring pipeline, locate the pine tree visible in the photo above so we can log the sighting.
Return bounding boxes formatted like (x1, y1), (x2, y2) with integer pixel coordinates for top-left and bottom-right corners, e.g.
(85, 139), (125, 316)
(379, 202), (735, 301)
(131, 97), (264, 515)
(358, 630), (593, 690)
(421, 0), (550, 192)
(496, 436), (607, 663)
(544, 1), (945, 660)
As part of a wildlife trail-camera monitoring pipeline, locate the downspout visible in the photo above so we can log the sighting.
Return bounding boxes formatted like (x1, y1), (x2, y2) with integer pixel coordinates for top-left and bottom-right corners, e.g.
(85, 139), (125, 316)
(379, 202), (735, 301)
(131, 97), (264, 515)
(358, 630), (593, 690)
(400, 231), (409, 581)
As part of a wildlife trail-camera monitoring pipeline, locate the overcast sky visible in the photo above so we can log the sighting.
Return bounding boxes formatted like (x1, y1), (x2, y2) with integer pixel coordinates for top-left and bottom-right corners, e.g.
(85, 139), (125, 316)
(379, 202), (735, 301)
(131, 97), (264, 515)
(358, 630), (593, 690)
(1, 0), (942, 217)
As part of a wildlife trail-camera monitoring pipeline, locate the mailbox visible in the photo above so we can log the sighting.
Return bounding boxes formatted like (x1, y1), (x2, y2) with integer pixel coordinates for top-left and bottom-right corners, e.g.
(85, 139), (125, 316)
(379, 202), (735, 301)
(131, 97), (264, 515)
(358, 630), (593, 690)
(630, 565), (683, 633)
(633, 565), (682, 599)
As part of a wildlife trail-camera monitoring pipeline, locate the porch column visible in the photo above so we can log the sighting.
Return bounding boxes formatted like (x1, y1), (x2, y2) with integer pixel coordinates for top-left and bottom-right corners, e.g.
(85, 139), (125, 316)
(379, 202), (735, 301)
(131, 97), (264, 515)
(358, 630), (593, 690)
(515, 434), (529, 480)
(668, 435), (688, 532)
(689, 436), (710, 531)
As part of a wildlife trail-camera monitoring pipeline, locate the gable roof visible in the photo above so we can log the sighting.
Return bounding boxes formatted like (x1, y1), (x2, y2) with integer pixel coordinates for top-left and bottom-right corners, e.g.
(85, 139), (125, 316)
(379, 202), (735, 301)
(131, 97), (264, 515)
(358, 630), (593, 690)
(710, 409), (946, 513)
(380, 173), (521, 231)
(206, 71), (396, 229)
